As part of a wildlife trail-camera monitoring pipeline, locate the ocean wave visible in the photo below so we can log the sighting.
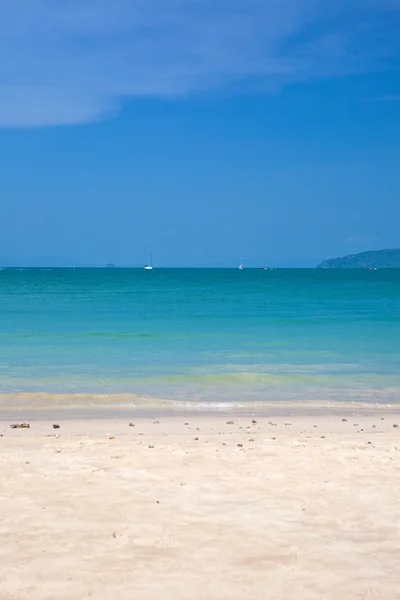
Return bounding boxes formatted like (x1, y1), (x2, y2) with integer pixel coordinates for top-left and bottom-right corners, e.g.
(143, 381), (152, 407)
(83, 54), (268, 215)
(1, 391), (399, 417)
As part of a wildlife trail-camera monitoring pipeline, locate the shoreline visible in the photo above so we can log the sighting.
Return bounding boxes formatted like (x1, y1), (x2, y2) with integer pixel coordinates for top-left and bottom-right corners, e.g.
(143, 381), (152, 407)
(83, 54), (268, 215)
(1, 391), (400, 422)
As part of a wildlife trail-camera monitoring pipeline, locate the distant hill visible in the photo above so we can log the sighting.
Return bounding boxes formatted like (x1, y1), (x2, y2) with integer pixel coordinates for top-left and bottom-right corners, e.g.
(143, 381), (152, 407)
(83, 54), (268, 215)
(317, 249), (400, 269)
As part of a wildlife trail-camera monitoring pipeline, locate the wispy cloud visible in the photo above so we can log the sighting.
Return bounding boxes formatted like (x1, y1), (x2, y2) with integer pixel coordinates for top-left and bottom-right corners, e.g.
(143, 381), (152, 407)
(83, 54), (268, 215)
(345, 235), (379, 246)
(0, 0), (398, 127)
(364, 95), (400, 102)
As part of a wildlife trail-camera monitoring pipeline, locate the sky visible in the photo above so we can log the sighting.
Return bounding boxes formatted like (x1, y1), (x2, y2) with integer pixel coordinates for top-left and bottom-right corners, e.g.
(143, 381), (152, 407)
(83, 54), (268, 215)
(0, 0), (399, 267)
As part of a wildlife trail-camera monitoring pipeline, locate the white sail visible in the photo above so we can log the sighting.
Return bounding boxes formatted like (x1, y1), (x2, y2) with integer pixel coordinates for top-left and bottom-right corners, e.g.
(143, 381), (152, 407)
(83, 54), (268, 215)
(144, 246), (153, 270)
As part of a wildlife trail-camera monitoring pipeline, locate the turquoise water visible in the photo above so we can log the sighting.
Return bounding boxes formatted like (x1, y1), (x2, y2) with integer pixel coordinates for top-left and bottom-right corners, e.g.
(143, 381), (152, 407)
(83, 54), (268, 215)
(0, 268), (399, 408)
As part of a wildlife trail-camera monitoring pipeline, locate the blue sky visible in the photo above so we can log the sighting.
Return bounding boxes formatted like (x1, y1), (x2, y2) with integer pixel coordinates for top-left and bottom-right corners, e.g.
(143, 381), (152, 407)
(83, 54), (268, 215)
(0, 0), (399, 266)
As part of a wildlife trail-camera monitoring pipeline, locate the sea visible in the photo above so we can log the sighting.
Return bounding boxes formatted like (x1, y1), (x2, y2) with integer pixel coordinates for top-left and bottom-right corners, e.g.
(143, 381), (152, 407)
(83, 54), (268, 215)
(0, 268), (399, 416)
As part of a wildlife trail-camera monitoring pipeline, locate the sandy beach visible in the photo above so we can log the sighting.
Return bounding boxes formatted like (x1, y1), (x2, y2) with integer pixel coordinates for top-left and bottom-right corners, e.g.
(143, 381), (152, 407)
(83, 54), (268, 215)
(1, 409), (400, 600)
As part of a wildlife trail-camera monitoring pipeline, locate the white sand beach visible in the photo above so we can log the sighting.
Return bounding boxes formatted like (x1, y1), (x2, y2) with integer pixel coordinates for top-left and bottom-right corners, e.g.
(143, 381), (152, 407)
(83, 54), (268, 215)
(1, 410), (400, 600)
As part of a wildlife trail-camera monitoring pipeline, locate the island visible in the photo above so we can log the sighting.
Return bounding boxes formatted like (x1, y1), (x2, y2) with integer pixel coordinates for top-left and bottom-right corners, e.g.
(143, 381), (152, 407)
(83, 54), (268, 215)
(317, 249), (400, 269)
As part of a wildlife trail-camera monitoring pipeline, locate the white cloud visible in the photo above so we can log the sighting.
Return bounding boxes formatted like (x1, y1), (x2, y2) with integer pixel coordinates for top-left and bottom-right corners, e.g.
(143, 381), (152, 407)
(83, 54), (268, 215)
(346, 235), (379, 246)
(364, 95), (400, 102)
(0, 0), (398, 127)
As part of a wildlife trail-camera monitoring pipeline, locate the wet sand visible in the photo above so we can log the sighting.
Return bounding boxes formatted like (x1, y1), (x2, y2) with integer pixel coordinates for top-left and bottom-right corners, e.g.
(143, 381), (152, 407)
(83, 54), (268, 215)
(1, 410), (400, 599)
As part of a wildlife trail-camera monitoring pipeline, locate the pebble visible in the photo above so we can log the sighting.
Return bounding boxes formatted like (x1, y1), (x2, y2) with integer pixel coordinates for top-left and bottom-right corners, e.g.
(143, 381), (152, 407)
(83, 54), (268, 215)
(226, 421), (234, 425)
(10, 423), (30, 429)
(342, 419), (347, 422)
(252, 420), (257, 424)
(53, 424), (60, 429)
(237, 444), (243, 447)
(394, 424), (399, 428)
(129, 423), (135, 427)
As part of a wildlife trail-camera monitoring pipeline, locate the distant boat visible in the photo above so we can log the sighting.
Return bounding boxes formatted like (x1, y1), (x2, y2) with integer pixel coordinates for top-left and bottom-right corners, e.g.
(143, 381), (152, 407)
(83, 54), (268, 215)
(238, 255), (244, 270)
(144, 247), (153, 270)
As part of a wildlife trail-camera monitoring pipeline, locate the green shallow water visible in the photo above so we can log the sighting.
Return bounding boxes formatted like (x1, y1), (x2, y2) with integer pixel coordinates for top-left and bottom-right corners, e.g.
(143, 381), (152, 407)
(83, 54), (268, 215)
(0, 268), (399, 408)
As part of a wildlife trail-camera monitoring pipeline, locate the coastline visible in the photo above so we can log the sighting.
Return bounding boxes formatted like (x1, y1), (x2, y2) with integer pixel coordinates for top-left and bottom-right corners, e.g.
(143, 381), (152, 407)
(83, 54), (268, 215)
(1, 410), (400, 599)
(1, 391), (400, 422)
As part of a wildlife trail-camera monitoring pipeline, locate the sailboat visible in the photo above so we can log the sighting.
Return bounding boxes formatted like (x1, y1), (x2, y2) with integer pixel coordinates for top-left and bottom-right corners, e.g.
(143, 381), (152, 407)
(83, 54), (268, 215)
(238, 254), (244, 270)
(144, 246), (153, 270)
